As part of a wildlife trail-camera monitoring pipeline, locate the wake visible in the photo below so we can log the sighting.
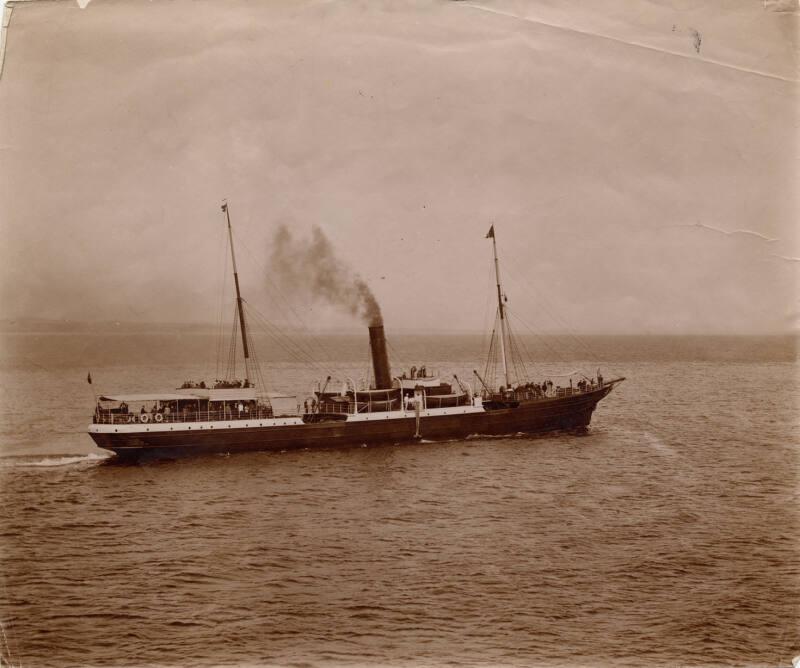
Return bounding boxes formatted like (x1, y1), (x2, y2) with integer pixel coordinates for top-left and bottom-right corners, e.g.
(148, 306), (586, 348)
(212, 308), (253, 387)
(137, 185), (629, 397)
(0, 452), (111, 468)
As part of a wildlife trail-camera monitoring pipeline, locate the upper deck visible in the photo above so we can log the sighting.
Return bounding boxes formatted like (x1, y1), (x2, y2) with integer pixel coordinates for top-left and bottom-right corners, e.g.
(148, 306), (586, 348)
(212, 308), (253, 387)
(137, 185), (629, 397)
(92, 377), (621, 427)
(93, 405), (274, 426)
(93, 390), (274, 425)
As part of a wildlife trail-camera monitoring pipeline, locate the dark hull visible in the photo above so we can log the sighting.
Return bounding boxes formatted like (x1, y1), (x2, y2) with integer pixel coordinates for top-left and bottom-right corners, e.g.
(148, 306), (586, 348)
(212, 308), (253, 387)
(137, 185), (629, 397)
(91, 384), (617, 461)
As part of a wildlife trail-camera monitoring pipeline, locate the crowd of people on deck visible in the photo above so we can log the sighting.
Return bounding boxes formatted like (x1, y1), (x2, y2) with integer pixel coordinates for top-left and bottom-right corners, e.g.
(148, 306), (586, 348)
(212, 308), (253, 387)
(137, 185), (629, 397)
(179, 380), (207, 389)
(213, 379), (252, 389)
(506, 373), (605, 399)
(399, 366), (428, 380)
(178, 379), (253, 390)
(95, 398), (272, 423)
(502, 381), (554, 398)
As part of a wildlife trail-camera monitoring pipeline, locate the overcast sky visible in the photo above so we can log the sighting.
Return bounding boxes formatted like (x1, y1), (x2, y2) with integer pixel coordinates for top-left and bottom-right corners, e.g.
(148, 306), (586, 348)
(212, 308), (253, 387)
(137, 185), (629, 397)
(0, 0), (797, 334)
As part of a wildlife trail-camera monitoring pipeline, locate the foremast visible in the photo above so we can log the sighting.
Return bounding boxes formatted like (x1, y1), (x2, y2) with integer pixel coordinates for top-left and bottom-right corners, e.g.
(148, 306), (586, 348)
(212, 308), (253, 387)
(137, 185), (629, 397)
(222, 201), (252, 386)
(487, 225), (510, 389)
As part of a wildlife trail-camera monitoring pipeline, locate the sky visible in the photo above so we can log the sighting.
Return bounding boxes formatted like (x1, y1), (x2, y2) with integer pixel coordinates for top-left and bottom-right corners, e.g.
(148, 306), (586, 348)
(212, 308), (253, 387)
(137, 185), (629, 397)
(0, 0), (797, 335)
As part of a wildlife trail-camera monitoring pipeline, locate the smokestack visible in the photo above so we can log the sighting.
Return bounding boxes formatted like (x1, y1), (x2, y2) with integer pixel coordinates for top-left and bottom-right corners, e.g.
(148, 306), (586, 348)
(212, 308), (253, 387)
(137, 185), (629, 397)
(368, 324), (392, 390)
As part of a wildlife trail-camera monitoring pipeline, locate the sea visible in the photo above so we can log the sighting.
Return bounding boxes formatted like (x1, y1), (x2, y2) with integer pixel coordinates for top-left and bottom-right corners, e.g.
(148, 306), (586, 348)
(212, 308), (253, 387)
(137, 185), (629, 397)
(0, 329), (798, 668)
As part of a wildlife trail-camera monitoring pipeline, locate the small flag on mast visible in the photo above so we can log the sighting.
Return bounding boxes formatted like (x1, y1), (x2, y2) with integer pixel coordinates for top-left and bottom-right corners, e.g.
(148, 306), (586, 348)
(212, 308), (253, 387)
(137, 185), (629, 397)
(87, 372), (92, 384)
(221, 202), (228, 213)
(485, 225), (495, 239)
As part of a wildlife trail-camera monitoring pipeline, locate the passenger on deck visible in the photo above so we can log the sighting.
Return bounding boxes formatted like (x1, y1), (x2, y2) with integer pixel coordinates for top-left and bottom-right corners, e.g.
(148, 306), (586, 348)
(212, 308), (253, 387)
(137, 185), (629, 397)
(304, 400), (309, 414)
(140, 405), (146, 415)
(411, 366), (417, 379)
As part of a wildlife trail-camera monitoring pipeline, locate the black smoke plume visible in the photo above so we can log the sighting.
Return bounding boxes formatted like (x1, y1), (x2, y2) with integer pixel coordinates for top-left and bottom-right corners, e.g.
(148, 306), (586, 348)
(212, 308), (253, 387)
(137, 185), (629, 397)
(269, 225), (383, 326)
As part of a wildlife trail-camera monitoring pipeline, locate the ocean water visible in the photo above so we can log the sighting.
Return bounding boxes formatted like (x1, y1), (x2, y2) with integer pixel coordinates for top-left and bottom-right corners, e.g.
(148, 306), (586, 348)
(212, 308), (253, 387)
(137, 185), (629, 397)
(0, 332), (798, 667)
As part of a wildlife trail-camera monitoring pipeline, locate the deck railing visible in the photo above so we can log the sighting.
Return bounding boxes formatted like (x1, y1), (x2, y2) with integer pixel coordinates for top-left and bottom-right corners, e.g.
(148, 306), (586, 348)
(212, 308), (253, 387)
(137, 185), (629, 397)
(317, 402), (355, 415)
(95, 383), (607, 424)
(94, 407), (275, 425)
(487, 381), (604, 402)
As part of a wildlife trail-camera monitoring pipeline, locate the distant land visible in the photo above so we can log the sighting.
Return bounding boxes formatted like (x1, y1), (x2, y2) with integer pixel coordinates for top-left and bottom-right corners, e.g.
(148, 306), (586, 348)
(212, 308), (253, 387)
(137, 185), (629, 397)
(2, 319), (798, 338)
(0, 320), (796, 370)
(0, 318), (222, 335)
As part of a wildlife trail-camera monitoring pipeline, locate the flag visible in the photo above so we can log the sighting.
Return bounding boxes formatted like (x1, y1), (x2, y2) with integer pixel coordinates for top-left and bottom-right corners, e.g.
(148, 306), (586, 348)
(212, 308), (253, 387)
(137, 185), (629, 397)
(87, 372), (92, 384)
(485, 225), (494, 239)
(221, 202), (228, 213)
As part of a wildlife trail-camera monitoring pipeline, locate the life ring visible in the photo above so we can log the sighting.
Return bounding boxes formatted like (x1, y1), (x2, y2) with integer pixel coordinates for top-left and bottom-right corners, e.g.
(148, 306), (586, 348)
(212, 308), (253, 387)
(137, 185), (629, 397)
(140, 414), (150, 424)
(154, 413), (163, 423)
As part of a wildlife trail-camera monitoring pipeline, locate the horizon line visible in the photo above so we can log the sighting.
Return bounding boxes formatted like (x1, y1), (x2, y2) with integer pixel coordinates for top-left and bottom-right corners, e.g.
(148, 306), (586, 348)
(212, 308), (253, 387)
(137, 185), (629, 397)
(0, 318), (797, 338)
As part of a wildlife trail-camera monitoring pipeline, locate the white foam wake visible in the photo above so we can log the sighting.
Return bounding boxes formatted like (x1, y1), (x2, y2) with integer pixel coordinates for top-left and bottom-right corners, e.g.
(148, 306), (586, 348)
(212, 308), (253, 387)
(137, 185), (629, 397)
(2, 452), (111, 468)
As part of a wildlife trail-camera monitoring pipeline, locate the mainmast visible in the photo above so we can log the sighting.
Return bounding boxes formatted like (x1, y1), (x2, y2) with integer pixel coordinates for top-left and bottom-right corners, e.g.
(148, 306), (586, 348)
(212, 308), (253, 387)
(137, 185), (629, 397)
(487, 224), (510, 390)
(222, 201), (251, 385)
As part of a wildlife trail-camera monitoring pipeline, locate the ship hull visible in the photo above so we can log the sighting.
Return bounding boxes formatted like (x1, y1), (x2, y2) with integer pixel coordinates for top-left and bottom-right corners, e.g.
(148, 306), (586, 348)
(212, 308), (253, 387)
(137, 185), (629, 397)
(89, 384), (619, 461)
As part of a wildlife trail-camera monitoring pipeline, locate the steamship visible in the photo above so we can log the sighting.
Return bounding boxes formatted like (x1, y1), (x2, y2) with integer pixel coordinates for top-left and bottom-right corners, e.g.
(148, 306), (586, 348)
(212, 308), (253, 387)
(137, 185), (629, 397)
(88, 206), (623, 460)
